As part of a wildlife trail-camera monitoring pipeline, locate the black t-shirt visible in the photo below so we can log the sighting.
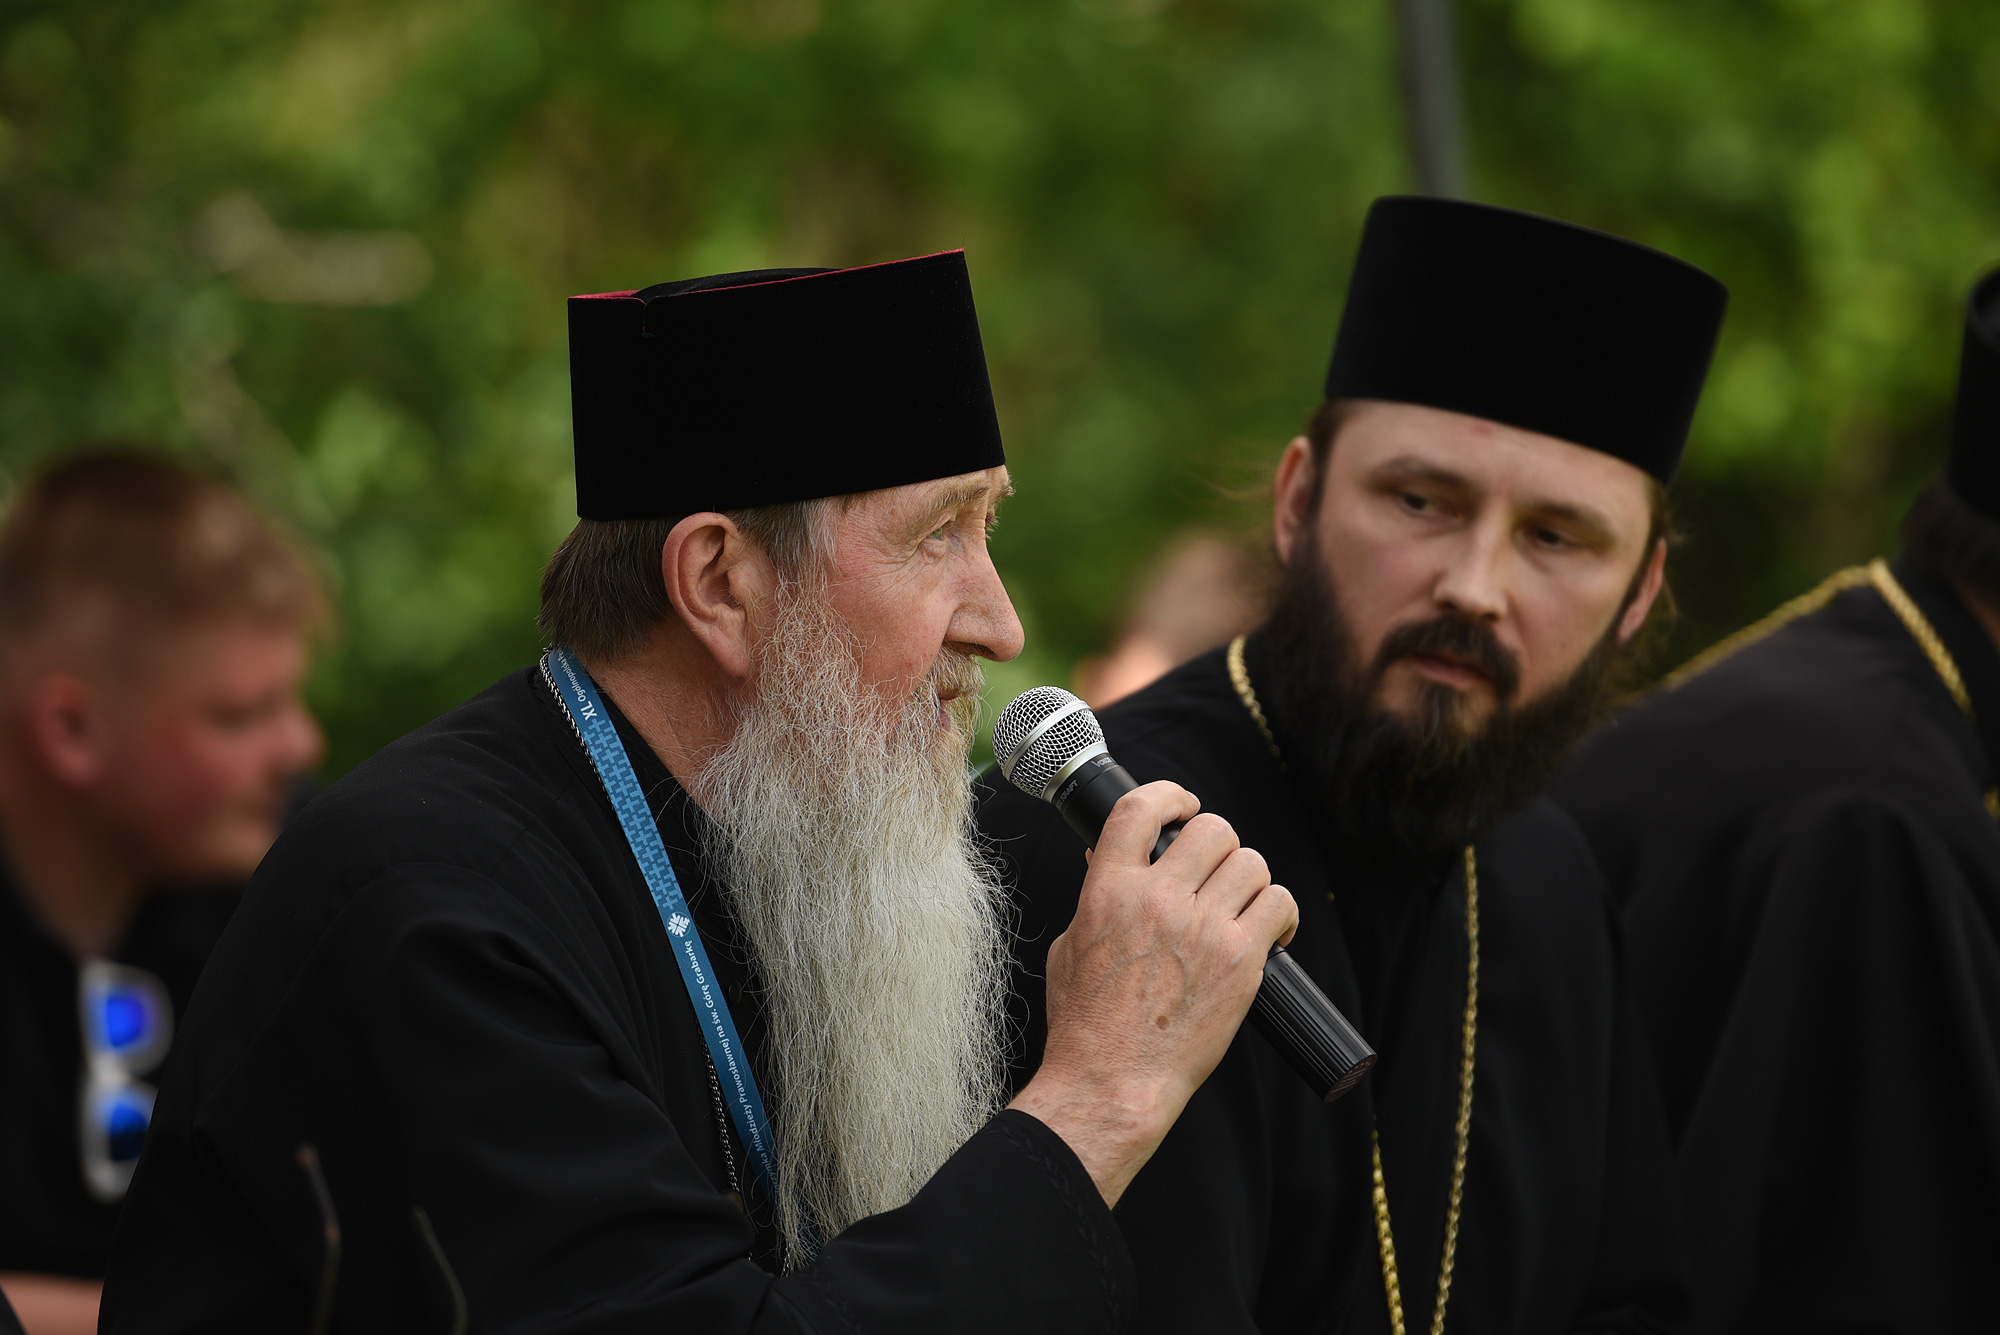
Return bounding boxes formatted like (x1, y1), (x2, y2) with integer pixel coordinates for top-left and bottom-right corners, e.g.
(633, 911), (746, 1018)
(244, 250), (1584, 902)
(0, 863), (240, 1278)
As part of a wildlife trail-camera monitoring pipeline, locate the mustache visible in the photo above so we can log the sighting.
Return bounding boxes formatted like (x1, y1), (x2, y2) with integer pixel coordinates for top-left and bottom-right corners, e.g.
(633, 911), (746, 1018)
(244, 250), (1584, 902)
(925, 648), (984, 701)
(1262, 526), (1624, 861)
(1370, 615), (1521, 703)
(921, 649), (987, 743)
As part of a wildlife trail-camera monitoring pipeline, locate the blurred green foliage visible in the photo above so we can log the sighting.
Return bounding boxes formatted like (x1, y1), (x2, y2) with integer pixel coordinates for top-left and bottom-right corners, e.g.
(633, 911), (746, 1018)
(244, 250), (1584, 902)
(1, 0), (1996, 773)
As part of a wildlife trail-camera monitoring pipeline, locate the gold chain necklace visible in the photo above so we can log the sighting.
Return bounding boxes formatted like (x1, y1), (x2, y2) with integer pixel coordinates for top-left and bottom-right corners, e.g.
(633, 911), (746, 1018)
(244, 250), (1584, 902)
(1226, 635), (1478, 1335)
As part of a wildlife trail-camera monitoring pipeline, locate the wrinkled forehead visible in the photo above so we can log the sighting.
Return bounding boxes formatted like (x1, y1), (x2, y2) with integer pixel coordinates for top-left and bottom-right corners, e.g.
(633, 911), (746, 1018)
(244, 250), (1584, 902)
(837, 465), (1014, 525)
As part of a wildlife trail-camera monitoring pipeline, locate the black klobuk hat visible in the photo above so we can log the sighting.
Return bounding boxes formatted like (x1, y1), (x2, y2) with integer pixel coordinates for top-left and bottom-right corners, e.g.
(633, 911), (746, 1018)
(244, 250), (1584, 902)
(1324, 197), (1729, 483)
(567, 250), (1005, 519)
(1947, 269), (2000, 522)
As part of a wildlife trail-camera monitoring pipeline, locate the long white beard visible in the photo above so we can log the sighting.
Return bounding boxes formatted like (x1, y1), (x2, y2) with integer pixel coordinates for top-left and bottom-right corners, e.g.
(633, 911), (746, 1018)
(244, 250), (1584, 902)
(696, 585), (1009, 1264)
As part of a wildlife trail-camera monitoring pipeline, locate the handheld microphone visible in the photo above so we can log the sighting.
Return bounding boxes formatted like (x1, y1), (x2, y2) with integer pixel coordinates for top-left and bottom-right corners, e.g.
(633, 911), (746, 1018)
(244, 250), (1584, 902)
(993, 687), (1376, 1104)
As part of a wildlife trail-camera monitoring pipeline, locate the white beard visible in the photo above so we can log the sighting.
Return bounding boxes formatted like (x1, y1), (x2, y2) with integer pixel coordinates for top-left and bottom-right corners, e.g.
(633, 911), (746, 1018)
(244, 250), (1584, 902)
(695, 584), (1009, 1264)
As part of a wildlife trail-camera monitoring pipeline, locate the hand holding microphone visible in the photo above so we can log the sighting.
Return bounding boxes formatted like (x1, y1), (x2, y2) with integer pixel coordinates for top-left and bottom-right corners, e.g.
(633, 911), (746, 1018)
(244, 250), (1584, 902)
(1004, 740), (1299, 1207)
(995, 688), (1376, 1106)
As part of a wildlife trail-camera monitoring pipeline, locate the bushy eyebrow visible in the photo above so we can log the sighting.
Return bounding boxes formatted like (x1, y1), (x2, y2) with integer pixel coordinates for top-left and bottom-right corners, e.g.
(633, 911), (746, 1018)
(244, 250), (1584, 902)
(1368, 456), (1472, 495)
(915, 475), (1014, 530)
(1369, 455), (1618, 545)
(1522, 498), (1616, 544)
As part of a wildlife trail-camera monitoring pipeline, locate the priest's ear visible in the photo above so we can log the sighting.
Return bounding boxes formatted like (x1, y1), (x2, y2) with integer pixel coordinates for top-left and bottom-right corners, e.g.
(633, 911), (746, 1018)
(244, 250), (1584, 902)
(1271, 435), (1318, 567)
(1615, 535), (1669, 646)
(659, 513), (778, 680)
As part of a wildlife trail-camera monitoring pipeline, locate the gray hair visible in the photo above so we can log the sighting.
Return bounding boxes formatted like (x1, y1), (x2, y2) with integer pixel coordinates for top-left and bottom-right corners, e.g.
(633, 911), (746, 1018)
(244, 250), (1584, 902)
(537, 498), (835, 661)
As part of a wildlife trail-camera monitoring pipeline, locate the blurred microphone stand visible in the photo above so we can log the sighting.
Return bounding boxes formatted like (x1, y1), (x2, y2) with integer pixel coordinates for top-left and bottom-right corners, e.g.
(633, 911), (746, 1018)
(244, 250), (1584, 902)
(295, 1143), (468, 1335)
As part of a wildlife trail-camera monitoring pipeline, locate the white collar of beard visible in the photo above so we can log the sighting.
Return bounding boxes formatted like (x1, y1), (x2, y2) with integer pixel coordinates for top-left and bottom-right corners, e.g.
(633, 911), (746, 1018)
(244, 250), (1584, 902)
(693, 587), (1007, 1265)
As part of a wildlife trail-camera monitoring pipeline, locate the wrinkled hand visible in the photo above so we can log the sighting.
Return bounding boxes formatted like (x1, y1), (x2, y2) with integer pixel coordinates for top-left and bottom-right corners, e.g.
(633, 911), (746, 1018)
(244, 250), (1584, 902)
(1009, 781), (1297, 1206)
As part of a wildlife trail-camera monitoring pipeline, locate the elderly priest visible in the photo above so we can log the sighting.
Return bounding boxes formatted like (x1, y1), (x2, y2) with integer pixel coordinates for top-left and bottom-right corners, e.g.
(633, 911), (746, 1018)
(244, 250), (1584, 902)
(100, 252), (1296, 1332)
(982, 199), (1725, 1334)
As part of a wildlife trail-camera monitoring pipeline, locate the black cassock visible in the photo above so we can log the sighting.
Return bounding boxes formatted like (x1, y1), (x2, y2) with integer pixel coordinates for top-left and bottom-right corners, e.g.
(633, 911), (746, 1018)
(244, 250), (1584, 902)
(101, 667), (1133, 1334)
(978, 633), (1685, 1335)
(1555, 556), (2000, 1333)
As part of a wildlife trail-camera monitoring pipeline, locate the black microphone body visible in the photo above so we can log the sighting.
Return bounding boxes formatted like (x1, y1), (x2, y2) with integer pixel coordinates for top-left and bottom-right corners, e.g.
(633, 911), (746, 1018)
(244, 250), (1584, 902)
(1048, 751), (1377, 1104)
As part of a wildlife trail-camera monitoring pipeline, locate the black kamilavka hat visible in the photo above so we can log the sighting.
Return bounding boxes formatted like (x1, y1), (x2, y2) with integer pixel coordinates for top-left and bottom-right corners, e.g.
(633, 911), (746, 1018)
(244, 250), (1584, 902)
(1947, 270), (2000, 521)
(1324, 197), (1729, 483)
(567, 250), (1005, 519)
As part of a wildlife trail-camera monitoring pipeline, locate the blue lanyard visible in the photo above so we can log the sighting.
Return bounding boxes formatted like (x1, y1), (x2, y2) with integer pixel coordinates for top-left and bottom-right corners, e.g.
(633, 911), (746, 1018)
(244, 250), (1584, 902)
(544, 647), (781, 1209)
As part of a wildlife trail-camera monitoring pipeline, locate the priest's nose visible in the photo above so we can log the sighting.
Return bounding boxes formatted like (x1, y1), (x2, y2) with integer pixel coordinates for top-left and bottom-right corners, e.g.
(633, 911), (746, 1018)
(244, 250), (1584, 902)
(1433, 527), (1509, 624)
(956, 556), (1025, 664)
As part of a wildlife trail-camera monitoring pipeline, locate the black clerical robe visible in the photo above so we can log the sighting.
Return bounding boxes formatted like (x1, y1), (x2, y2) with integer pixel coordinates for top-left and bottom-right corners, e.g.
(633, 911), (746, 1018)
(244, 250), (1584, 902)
(979, 634), (1685, 1335)
(101, 667), (1133, 1333)
(1555, 557), (2000, 1333)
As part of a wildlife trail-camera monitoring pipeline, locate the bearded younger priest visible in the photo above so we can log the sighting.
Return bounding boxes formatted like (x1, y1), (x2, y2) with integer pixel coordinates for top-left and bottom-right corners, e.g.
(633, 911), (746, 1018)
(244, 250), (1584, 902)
(100, 252), (1297, 1332)
(981, 199), (1729, 1334)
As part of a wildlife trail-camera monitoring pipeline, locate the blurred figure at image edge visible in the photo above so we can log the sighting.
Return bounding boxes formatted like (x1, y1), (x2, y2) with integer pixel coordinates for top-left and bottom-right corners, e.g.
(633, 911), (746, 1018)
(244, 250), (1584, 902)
(0, 451), (325, 1335)
(1554, 270), (2000, 1332)
(1074, 531), (1277, 711)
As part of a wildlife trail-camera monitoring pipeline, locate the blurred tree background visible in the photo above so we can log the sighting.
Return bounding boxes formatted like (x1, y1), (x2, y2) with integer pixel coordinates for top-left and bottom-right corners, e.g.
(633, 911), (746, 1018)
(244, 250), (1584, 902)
(1, 0), (1996, 774)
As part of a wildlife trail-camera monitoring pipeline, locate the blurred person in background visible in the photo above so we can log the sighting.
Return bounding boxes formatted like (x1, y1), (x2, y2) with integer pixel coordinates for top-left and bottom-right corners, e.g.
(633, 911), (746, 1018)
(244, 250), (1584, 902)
(100, 254), (1293, 1333)
(0, 452), (325, 1335)
(1073, 531), (1277, 709)
(983, 197), (1726, 1333)
(1554, 273), (2000, 1331)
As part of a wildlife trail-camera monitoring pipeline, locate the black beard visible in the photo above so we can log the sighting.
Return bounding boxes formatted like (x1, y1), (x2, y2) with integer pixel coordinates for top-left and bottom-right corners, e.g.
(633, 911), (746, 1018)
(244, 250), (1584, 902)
(1262, 534), (1623, 865)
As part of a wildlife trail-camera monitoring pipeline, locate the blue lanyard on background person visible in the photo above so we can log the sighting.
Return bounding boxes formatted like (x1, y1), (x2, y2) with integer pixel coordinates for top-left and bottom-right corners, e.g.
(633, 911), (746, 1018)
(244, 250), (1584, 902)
(543, 646), (781, 1211)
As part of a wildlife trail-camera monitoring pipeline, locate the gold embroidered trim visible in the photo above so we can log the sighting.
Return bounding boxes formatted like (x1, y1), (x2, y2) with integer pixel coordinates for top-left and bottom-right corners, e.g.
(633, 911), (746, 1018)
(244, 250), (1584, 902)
(1656, 560), (1997, 817)
(1868, 559), (1973, 715)
(1657, 564), (1874, 693)
(1225, 634), (1476, 1335)
(1866, 562), (2000, 818)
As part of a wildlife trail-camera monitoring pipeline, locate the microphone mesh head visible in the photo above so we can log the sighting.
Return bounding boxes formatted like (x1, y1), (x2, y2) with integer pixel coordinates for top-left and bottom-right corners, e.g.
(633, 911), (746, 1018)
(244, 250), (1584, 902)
(993, 687), (1105, 799)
